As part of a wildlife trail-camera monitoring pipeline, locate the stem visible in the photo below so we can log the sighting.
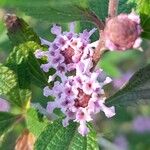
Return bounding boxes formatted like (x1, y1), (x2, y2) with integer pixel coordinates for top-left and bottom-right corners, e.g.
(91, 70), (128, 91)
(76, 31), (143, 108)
(108, 0), (119, 18)
(88, 11), (105, 30)
(75, 6), (105, 30)
(92, 0), (119, 70)
(91, 31), (106, 71)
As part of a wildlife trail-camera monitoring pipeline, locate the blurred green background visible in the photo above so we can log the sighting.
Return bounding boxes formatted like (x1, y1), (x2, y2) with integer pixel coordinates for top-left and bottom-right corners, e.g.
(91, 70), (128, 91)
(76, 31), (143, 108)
(0, 1), (150, 149)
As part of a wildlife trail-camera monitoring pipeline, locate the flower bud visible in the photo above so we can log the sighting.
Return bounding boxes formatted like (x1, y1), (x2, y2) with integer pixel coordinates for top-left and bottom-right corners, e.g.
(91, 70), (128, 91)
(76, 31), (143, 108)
(104, 12), (142, 51)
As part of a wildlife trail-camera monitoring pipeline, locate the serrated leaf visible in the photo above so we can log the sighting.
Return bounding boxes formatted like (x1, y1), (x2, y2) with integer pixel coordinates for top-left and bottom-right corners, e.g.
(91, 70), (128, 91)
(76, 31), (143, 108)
(0, 63), (17, 95)
(0, 112), (21, 135)
(5, 15), (40, 46)
(5, 17), (47, 88)
(0, 64), (29, 107)
(135, 0), (150, 39)
(26, 108), (48, 137)
(35, 120), (98, 150)
(137, 0), (150, 15)
(6, 41), (48, 89)
(106, 64), (150, 107)
(8, 87), (31, 108)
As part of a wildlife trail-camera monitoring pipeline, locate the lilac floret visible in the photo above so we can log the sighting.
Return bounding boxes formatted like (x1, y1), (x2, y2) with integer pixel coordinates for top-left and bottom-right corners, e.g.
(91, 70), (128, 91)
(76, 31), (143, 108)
(0, 98), (10, 112)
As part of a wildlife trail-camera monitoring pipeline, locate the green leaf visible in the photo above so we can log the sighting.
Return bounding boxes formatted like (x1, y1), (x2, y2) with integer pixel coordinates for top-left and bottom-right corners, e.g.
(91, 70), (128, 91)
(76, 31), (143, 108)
(1, 0), (94, 23)
(89, 0), (136, 21)
(99, 51), (139, 77)
(26, 108), (48, 137)
(0, 112), (22, 135)
(35, 120), (98, 150)
(5, 14), (40, 46)
(136, 0), (150, 39)
(0, 129), (20, 149)
(140, 14), (150, 39)
(5, 15), (48, 88)
(0, 63), (31, 107)
(0, 63), (17, 95)
(0, 122), (25, 150)
(106, 64), (150, 107)
(89, 0), (109, 21)
(137, 0), (150, 15)
(118, 0), (136, 14)
(6, 41), (48, 89)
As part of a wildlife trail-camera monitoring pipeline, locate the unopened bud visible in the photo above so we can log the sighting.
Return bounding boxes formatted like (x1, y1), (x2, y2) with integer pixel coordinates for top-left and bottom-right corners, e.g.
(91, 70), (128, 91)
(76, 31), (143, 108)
(104, 12), (142, 51)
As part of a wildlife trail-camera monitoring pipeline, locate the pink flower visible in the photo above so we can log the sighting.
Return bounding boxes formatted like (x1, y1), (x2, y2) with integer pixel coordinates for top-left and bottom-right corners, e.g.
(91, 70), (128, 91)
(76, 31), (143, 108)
(51, 24), (62, 35)
(100, 102), (116, 118)
(40, 38), (51, 46)
(75, 108), (92, 122)
(35, 23), (116, 136)
(78, 121), (89, 136)
(104, 12), (142, 51)
(43, 86), (51, 97)
(34, 49), (47, 59)
(40, 63), (51, 72)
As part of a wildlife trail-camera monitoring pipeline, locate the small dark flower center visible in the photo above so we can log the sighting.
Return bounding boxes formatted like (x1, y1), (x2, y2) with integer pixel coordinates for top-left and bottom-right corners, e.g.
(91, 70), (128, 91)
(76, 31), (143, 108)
(74, 89), (91, 108)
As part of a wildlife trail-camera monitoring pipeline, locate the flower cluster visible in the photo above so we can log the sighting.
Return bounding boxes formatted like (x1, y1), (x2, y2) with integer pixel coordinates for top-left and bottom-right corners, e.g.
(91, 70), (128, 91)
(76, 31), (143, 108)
(35, 23), (115, 136)
(104, 12), (142, 51)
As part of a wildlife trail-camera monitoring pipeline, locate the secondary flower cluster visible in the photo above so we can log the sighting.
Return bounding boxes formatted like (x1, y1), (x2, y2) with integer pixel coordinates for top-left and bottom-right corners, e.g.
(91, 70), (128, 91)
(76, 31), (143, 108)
(104, 12), (142, 51)
(35, 23), (115, 136)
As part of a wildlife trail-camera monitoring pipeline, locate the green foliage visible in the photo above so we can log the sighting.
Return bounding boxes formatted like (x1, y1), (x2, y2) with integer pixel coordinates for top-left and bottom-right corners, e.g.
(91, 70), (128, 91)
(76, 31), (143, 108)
(1, 17), (47, 108)
(6, 41), (48, 88)
(141, 14), (150, 39)
(106, 64), (150, 107)
(0, 0), (149, 149)
(0, 0), (93, 23)
(136, 0), (150, 15)
(99, 51), (139, 77)
(89, 0), (109, 21)
(89, 0), (135, 21)
(0, 63), (17, 95)
(0, 63), (30, 107)
(5, 16), (48, 88)
(35, 120), (98, 150)
(118, 0), (136, 13)
(0, 123), (25, 150)
(135, 0), (150, 39)
(0, 0), (136, 26)
(26, 108), (48, 137)
(0, 112), (21, 135)
(6, 16), (40, 46)
(127, 133), (150, 150)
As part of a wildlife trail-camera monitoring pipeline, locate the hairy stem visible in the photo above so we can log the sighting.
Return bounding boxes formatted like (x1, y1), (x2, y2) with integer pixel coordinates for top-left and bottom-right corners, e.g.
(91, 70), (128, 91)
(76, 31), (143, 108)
(92, 0), (119, 70)
(108, 0), (119, 18)
(88, 11), (105, 30)
(92, 32), (106, 71)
